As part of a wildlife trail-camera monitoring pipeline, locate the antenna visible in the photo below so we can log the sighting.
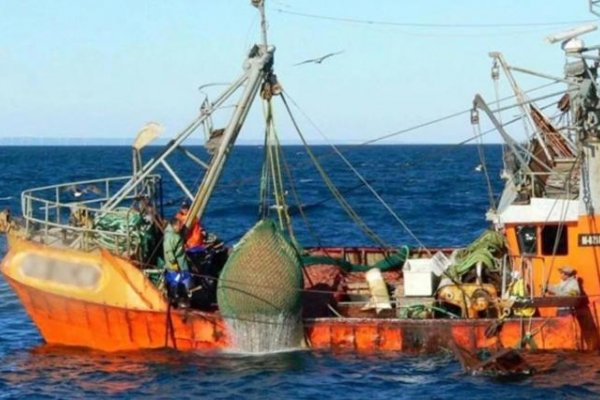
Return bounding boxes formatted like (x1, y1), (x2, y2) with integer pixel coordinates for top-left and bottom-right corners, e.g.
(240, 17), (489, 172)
(251, 0), (269, 47)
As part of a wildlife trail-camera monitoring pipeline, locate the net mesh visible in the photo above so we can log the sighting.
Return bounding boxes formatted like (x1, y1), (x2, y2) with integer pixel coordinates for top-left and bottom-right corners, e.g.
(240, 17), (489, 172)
(217, 219), (303, 318)
(93, 208), (153, 256)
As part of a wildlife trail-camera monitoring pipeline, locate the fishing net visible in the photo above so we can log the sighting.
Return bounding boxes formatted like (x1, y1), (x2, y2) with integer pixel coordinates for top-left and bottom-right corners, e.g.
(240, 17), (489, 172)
(301, 245), (410, 272)
(93, 208), (153, 257)
(447, 230), (507, 279)
(217, 219), (303, 318)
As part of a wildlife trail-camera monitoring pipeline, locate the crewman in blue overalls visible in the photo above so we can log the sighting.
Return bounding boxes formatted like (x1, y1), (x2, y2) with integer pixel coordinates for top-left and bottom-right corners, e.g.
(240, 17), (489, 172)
(163, 216), (192, 308)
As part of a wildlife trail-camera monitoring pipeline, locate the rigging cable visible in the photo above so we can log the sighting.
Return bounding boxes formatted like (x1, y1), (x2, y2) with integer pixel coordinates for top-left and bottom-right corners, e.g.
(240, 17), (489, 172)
(265, 101), (286, 228)
(273, 96), (563, 247)
(203, 84), (565, 242)
(268, 100), (299, 245)
(275, 8), (595, 29)
(212, 81), (560, 195)
(261, 98), (297, 244)
(543, 152), (582, 291)
(408, 99), (559, 172)
(214, 89), (564, 244)
(362, 83), (565, 146)
(471, 108), (497, 211)
(279, 94), (391, 248)
(283, 90), (431, 254)
(260, 87), (564, 247)
(259, 107), (272, 219)
(275, 8), (596, 38)
(275, 128), (327, 249)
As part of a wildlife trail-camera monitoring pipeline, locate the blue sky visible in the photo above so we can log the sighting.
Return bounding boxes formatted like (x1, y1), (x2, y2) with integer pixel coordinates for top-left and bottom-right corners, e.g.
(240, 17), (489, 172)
(0, 0), (596, 144)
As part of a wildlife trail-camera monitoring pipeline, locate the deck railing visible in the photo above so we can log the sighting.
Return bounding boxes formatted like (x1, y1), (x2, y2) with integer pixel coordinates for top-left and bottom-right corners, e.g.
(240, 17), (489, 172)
(21, 175), (161, 254)
(525, 169), (579, 198)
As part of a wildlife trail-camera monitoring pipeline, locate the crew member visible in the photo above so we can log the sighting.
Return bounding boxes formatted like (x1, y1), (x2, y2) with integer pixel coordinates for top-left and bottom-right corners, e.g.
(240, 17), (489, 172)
(163, 216), (191, 307)
(174, 202), (220, 309)
(546, 266), (581, 316)
(175, 201), (205, 251)
(547, 266), (581, 297)
(508, 270), (535, 317)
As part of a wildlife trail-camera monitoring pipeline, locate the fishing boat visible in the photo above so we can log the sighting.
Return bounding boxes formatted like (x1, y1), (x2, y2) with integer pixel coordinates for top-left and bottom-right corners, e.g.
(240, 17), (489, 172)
(2, 1), (600, 354)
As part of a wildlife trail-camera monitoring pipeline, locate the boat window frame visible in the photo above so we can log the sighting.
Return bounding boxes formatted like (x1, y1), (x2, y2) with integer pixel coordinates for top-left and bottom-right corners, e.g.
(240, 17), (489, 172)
(516, 225), (538, 256)
(540, 224), (569, 256)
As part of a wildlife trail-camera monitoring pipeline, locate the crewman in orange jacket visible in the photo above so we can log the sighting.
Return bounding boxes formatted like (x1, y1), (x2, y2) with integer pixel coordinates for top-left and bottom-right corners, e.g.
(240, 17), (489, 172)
(175, 201), (205, 251)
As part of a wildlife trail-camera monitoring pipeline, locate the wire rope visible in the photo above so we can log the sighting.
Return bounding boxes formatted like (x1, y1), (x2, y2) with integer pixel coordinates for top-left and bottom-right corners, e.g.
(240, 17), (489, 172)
(283, 90), (431, 252)
(473, 120), (497, 211)
(280, 94), (391, 248)
(275, 8), (595, 29)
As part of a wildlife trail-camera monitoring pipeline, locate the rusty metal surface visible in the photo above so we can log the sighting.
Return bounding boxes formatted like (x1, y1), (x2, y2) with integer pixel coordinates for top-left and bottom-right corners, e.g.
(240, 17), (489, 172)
(516, 296), (585, 308)
(304, 315), (582, 353)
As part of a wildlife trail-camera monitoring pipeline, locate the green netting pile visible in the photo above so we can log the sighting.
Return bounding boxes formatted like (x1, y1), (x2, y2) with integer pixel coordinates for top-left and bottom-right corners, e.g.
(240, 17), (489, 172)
(446, 229), (506, 280)
(301, 245), (409, 272)
(217, 219), (304, 318)
(93, 208), (153, 256)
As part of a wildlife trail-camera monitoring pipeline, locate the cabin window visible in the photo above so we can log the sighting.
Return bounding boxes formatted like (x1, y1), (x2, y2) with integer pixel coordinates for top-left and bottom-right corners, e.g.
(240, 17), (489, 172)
(516, 225), (537, 255)
(541, 225), (568, 256)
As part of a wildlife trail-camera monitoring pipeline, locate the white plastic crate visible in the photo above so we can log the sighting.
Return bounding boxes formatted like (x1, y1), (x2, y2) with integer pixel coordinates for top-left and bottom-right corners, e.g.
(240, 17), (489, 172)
(403, 258), (436, 297)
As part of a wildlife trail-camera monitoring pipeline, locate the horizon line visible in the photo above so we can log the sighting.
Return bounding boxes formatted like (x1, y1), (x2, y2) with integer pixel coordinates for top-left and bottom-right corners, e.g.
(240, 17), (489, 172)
(0, 137), (505, 146)
(0, 142), (503, 147)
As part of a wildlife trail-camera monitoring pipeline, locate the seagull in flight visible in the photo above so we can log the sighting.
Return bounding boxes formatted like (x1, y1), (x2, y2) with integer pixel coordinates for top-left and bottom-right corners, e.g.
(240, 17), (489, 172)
(294, 50), (344, 66)
(63, 184), (102, 198)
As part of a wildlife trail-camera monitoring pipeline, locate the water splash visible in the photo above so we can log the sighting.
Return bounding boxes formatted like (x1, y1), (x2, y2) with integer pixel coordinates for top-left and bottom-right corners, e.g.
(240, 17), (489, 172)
(224, 313), (304, 354)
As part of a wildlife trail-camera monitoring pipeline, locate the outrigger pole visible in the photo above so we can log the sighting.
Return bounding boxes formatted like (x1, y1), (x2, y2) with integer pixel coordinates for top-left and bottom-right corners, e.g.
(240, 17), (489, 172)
(100, 72), (248, 212)
(184, 47), (274, 228)
(101, 1), (274, 227)
(185, 0), (273, 228)
(489, 52), (553, 162)
(472, 94), (534, 175)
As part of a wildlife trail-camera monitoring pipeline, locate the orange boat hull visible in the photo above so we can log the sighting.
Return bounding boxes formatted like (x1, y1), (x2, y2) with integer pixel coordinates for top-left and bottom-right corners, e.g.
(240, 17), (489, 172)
(5, 275), (590, 353)
(4, 275), (229, 351)
(3, 235), (598, 353)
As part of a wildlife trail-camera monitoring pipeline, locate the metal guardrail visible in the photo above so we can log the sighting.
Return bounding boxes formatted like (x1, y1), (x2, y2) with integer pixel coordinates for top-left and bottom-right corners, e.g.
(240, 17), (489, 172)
(505, 254), (551, 299)
(524, 170), (578, 198)
(21, 175), (161, 254)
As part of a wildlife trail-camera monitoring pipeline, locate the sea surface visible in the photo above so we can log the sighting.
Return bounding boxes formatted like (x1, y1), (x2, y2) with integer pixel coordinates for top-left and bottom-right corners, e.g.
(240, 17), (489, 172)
(0, 145), (599, 399)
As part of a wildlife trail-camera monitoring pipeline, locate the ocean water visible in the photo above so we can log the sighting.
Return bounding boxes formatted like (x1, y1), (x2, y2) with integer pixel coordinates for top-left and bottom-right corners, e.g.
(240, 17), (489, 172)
(0, 145), (599, 399)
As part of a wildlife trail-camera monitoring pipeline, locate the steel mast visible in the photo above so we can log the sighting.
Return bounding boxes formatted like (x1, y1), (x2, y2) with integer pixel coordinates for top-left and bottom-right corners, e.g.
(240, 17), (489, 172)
(185, 0), (273, 228)
(546, 25), (600, 214)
